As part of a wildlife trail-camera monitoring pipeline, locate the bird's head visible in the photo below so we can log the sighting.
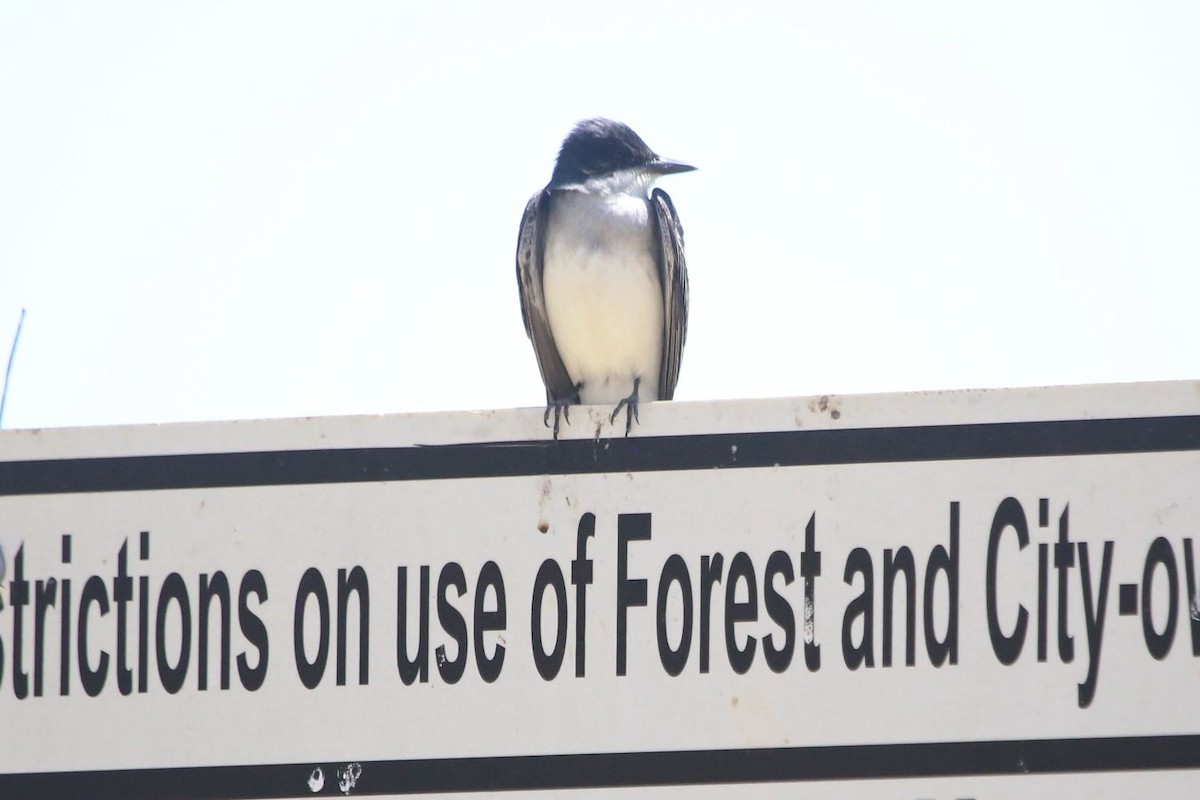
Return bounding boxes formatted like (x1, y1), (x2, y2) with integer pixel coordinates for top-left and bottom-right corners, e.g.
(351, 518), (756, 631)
(548, 118), (695, 194)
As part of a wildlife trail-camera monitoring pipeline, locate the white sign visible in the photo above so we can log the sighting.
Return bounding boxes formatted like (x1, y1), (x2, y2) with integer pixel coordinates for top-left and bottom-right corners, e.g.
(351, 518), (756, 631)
(1, 382), (1199, 798)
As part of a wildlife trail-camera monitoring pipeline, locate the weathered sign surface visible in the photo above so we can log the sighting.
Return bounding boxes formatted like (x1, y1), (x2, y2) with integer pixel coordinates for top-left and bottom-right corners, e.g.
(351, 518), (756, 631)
(1, 382), (1198, 798)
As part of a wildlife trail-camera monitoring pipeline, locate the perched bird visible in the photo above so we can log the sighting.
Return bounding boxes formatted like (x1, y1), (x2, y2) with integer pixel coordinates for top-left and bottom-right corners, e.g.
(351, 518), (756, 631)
(516, 118), (694, 437)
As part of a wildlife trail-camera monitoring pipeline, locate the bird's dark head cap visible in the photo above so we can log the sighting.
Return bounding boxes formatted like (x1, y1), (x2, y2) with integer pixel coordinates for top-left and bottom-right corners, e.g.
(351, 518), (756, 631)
(549, 118), (694, 188)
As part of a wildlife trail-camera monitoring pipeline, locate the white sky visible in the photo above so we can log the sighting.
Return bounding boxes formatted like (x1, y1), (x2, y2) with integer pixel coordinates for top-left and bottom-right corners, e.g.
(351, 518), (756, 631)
(1, 2), (1198, 430)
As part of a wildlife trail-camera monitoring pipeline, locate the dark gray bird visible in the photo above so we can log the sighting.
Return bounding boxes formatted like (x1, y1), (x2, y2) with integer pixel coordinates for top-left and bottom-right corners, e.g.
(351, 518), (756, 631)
(516, 118), (694, 437)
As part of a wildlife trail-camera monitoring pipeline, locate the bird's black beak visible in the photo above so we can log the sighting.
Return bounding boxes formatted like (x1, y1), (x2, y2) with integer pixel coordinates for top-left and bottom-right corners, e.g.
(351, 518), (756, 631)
(648, 158), (697, 176)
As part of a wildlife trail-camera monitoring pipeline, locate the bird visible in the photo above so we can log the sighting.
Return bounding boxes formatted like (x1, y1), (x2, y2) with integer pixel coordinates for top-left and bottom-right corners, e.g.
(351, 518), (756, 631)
(516, 118), (694, 438)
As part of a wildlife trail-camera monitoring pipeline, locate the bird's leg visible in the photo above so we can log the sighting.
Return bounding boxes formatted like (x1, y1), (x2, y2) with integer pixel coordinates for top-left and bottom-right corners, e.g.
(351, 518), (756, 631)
(543, 387), (581, 440)
(543, 400), (571, 439)
(610, 377), (641, 437)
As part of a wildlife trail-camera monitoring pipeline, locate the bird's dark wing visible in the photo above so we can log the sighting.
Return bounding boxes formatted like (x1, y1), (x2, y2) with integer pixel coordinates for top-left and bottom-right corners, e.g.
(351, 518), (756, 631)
(651, 187), (689, 400)
(516, 190), (577, 403)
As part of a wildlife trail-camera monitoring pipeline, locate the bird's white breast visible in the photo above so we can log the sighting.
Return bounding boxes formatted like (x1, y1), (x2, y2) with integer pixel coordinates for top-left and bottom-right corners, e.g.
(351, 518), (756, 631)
(542, 189), (663, 404)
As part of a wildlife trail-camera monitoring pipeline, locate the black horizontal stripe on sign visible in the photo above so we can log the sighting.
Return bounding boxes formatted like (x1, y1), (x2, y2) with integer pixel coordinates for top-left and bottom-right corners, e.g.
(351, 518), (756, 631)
(1, 415), (1199, 496)
(1, 734), (1198, 798)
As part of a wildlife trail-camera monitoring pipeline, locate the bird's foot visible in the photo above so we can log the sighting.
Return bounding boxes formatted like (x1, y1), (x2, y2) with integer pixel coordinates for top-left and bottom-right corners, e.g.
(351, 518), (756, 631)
(543, 398), (574, 440)
(609, 378), (642, 437)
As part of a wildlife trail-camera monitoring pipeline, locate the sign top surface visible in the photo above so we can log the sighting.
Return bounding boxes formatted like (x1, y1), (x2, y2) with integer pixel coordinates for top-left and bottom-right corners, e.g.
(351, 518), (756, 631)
(3, 379), (1198, 461)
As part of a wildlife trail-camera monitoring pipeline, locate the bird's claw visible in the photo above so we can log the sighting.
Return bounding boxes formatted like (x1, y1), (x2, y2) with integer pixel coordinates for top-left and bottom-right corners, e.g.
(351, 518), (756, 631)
(609, 378), (642, 437)
(543, 400), (572, 439)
